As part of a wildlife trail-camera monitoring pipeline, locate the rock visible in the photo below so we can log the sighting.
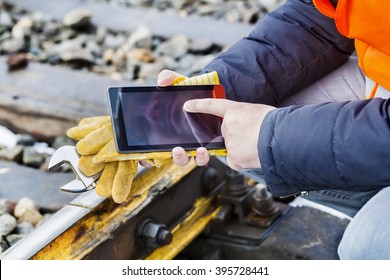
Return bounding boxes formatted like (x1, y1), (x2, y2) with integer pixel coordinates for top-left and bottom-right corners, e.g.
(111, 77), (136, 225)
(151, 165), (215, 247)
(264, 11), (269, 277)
(103, 48), (115, 64)
(6, 53), (29, 71)
(60, 49), (95, 68)
(189, 54), (215, 74)
(6, 234), (25, 246)
(42, 21), (61, 37)
(63, 7), (92, 29)
(198, 4), (217, 16)
(0, 126), (17, 149)
(0, 145), (23, 163)
(173, 0), (196, 10)
(225, 9), (241, 23)
(138, 61), (164, 80)
(104, 33), (126, 49)
(242, 7), (260, 24)
(126, 48), (155, 63)
(0, 11), (13, 27)
(22, 146), (45, 167)
(112, 48), (127, 69)
(16, 221), (34, 235)
(261, 0), (282, 12)
(0, 38), (26, 54)
(0, 199), (17, 215)
(0, 236), (9, 254)
(126, 25), (153, 50)
(157, 35), (189, 59)
(14, 197), (43, 226)
(16, 134), (36, 146)
(159, 55), (179, 69)
(12, 17), (34, 40)
(190, 38), (214, 54)
(86, 40), (102, 56)
(33, 142), (55, 156)
(0, 213), (17, 236)
(51, 136), (76, 150)
(129, 0), (154, 6)
(110, 72), (123, 81)
(95, 26), (108, 45)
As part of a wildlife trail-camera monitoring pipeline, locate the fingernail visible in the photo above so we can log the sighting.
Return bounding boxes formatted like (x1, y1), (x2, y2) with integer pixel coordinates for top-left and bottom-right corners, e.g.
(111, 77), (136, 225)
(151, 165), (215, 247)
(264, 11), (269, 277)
(158, 76), (168, 84)
(183, 101), (192, 111)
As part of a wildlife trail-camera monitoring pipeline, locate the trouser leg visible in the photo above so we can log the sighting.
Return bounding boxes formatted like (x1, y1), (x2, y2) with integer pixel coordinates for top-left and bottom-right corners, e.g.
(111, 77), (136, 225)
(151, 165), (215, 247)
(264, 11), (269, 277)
(338, 187), (390, 259)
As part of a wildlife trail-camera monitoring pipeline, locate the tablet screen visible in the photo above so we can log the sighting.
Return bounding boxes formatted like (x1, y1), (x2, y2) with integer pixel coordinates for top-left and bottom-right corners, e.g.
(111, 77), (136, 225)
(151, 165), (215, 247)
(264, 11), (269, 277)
(108, 85), (226, 152)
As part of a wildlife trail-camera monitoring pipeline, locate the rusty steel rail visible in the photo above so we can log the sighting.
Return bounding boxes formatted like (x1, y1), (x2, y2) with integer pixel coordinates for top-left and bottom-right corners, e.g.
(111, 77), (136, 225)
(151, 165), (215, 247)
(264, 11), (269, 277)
(0, 161), (197, 259)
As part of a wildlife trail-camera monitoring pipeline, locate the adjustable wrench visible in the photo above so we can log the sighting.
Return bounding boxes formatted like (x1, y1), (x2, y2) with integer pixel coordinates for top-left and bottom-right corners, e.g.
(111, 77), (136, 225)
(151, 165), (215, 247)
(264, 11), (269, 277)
(48, 145), (100, 193)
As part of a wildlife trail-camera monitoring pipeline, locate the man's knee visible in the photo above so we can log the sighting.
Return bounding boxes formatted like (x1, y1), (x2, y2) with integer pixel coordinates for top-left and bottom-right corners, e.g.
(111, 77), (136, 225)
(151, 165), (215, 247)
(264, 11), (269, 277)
(338, 187), (390, 260)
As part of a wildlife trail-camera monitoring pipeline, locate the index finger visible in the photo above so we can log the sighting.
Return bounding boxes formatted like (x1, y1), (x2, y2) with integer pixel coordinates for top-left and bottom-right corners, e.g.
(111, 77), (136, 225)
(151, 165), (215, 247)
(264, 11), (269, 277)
(183, 98), (233, 117)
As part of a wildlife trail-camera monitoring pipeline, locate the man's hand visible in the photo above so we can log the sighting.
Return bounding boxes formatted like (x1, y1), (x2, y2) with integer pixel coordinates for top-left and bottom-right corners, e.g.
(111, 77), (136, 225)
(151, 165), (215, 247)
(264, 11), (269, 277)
(178, 99), (275, 170)
(155, 69), (216, 167)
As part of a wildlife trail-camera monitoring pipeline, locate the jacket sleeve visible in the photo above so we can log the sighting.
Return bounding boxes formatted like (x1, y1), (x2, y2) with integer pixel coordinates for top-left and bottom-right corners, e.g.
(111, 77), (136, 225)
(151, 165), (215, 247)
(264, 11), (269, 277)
(202, 0), (354, 105)
(259, 98), (390, 196)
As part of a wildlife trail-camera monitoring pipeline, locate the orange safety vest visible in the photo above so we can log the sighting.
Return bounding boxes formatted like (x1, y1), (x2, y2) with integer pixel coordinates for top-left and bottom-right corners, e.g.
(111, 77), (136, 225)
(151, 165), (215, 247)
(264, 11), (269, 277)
(313, 0), (390, 96)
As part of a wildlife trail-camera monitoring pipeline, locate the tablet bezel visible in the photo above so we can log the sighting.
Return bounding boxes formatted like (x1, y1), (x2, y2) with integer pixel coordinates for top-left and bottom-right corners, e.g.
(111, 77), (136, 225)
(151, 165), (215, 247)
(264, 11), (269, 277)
(107, 85), (226, 153)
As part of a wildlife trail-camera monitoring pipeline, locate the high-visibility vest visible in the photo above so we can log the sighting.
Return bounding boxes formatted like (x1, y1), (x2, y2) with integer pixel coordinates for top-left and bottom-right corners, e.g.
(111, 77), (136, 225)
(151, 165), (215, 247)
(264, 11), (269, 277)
(313, 0), (390, 95)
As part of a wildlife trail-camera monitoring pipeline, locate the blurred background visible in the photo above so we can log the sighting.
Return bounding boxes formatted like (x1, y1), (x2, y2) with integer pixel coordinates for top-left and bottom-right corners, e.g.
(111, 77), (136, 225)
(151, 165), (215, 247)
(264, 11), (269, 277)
(0, 0), (284, 254)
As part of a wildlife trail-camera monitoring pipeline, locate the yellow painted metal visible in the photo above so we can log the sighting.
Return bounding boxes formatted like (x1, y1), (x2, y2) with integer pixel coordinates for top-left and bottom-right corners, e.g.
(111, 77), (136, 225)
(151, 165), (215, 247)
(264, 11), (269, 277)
(32, 160), (196, 260)
(145, 198), (220, 260)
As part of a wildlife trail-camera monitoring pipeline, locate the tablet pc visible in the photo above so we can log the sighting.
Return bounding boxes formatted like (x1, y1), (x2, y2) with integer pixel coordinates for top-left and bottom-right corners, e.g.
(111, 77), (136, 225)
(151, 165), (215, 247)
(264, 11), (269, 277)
(108, 85), (226, 153)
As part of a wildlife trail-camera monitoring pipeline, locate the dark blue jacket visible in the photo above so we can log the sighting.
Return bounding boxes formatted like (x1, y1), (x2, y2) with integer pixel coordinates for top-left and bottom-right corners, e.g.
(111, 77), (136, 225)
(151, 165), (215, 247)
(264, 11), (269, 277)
(203, 0), (390, 197)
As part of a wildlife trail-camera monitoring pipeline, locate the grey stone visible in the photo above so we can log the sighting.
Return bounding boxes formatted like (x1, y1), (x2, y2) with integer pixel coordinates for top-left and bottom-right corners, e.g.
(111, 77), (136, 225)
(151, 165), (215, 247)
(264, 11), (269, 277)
(172, 0), (196, 10)
(158, 55), (179, 70)
(224, 9), (241, 23)
(0, 199), (17, 215)
(261, 0), (283, 12)
(189, 54), (215, 75)
(16, 134), (36, 146)
(23, 146), (45, 167)
(0, 126), (17, 149)
(43, 21), (61, 37)
(157, 35), (189, 59)
(126, 48), (155, 63)
(0, 236), (9, 254)
(0, 213), (17, 236)
(60, 49), (95, 68)
(63, 7), (92, 29)
(0, 38), (26, 54)
(190, 38), (214, 54)
(12, 17), (34, 40)
(138, 61), (164, 80)
(0, 11), (13, 27)
(126, 25), (153, 50)
(16, 221), (34, 235)
(197, 4), (217, 16)
(32, 142), (55, 157)
(242, 7), (260, 24)
(51, 136), (76, 150)
(14, 197), (43, 225)
(0, 145), (23, 163)
(104, 33), (126, 49)
(95, 26), (108, 45)
(6, 234), (25, 246)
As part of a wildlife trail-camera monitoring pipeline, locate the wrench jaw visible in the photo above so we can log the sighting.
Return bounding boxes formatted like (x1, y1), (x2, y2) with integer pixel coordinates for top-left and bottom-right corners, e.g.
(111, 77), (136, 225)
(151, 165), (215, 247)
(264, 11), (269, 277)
(60, 179), (96, 193)
(48, 145), (99, 193)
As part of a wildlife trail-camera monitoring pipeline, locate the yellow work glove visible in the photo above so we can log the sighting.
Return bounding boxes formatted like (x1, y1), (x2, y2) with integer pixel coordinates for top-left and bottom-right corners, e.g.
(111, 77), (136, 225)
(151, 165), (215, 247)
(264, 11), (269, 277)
(67, 71), (225, 203)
